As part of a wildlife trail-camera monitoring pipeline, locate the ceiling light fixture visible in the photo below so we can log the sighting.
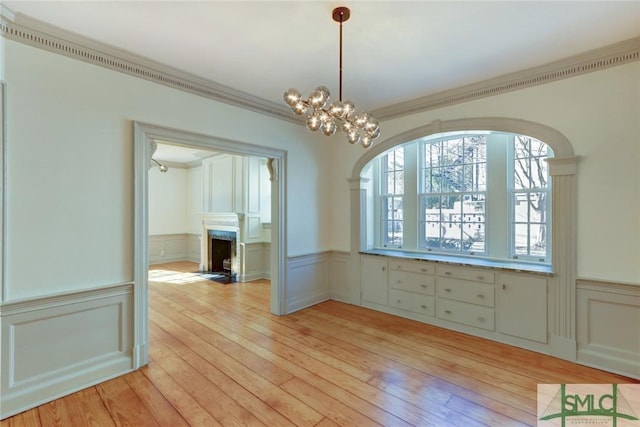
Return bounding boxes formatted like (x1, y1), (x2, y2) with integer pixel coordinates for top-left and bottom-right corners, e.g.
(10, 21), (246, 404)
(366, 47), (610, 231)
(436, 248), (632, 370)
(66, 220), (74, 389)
(283, 6), (380, 148)
(152, 158), (168, 173)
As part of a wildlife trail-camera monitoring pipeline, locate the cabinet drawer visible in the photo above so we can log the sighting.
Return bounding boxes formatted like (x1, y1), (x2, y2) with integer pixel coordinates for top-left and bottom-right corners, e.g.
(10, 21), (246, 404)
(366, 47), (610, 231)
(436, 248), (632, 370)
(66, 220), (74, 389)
(437, 299), (495, 331)
(437, 278), (495, 307)
(436, 266), (494, 284)
(389, 270), (435, 295)
(389, 289), (435, 317)
(389, 260), (435, 275)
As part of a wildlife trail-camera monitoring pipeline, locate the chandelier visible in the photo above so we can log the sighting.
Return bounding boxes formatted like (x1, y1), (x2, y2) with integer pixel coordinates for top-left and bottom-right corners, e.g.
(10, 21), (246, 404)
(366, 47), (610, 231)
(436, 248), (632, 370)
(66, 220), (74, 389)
(283, 6), (380, 148)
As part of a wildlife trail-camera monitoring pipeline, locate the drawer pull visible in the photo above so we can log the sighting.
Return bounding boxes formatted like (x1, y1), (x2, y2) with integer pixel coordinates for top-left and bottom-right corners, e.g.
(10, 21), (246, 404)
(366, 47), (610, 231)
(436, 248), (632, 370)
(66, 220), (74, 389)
(421, 284), (427, 288)
(477, 317), (485, 322)
(396, 280), (403, 284)
(478, 275), (485, 281)
(396, 299), (402, 304)
(477, 294), (485, 299)
(444, 288), (452, 292)
(444, 310), (452, 314)
(502, 284), (507, 290)
(382, 267), (386, 271)
(444, 271), (452, 276)
(421, 305), (427, 309)
(421, 268), (427, 272)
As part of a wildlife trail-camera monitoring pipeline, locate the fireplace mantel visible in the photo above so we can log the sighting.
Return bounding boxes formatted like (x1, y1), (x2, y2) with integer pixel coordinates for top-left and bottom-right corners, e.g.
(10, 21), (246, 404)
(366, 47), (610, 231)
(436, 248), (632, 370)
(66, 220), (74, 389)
(199, 213), (241, 276)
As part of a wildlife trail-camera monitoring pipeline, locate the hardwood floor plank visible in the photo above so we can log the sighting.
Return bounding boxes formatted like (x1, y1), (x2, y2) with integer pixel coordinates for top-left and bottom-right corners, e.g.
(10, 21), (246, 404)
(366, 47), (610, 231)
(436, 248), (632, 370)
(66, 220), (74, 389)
(149, 294), (291, 385)
(149, 329), (298, 427)
(123, 370), (189, 427)
(0, 409), (41, 427)
(285, 307), (537, 423)
(95, 377), (160, 427)
(141, 360), (223, 426)
(62, 387), (116, 427)
(149, 343), (266, 426)
(151, 276), (528, 425)
(149, 307), (325, 426)
(37, 400), (74, 427)
(279, 377), (383, 427)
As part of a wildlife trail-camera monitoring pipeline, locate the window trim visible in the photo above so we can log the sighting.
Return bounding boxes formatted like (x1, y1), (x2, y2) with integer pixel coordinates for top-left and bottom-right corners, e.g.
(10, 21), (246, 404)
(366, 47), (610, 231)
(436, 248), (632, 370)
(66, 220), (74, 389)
(353, 119), (575, 250)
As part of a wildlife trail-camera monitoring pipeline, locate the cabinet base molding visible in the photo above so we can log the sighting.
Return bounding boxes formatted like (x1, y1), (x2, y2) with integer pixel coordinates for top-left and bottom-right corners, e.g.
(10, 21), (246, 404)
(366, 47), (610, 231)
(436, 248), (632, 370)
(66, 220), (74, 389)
(549, 335), (577, 362)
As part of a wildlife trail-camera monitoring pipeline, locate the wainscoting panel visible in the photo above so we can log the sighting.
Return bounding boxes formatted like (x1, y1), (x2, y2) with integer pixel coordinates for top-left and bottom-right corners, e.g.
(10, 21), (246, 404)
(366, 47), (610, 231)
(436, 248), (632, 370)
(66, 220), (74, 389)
(240, 242), (270, 282)
(328, 251), (351, 303)
(148, 234), (189, 264)
(186, 233), (200, 262)
(577, 279), (640, 379)
(0, 283), (134, 419)
(287, 253), (330, 313)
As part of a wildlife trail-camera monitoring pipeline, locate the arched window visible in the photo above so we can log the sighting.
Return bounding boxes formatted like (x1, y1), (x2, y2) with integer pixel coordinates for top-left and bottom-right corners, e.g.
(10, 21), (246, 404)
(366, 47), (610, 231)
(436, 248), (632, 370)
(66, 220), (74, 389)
(373, 131), (553, 265)
(351, 118), (580, 358)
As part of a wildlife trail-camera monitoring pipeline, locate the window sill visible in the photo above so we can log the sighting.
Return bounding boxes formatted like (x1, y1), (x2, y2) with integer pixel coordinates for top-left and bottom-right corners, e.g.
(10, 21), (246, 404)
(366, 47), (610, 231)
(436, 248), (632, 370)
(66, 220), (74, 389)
(361, 248), (553, 275)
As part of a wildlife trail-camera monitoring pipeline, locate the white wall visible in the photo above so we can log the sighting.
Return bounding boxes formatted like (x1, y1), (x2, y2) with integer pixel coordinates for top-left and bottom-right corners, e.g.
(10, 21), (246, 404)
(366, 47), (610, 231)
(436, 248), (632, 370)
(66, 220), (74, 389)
(3, 39), (332, 301)
(331, 61), (640, 285)
(148, 166), (187, 235)
(187, 165), (203, 234)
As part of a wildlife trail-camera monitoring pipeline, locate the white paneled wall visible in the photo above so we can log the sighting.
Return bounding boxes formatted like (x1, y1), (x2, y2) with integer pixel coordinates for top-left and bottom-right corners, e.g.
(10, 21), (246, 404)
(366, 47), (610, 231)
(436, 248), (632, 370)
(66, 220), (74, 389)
(0, 284), (134, 418)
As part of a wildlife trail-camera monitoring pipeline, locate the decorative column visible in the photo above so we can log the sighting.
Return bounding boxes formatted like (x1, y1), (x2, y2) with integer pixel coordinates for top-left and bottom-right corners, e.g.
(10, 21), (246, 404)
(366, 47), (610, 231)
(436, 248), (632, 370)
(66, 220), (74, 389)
(547, 156), (581, 361)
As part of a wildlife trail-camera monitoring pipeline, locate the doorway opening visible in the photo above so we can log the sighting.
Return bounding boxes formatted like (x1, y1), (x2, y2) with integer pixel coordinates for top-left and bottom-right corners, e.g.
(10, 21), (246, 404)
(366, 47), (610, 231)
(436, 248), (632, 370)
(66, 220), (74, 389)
(133, 122), (287, 368)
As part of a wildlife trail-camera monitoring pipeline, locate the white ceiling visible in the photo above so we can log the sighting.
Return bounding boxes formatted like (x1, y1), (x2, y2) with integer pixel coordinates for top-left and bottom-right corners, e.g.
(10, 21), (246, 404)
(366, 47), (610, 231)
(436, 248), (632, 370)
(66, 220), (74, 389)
(153, 142), (216, 165)
(5, 1), (640, 113)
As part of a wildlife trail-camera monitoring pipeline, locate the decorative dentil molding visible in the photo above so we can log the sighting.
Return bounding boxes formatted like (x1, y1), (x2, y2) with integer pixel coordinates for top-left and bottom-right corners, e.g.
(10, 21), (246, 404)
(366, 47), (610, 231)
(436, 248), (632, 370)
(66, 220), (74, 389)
(1, 7), (639, 123)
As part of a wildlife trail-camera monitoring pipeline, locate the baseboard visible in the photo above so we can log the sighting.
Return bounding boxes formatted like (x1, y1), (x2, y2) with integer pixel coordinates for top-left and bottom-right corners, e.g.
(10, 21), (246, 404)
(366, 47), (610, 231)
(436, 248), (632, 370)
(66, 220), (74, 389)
(578, 346), (640, 380)
(0, 283), (135, 419)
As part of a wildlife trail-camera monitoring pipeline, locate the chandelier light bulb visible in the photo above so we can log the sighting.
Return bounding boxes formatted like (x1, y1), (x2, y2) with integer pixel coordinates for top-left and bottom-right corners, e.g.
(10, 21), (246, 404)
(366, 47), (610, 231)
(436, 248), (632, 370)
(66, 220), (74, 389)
(292, 101), (308, 115)
(347, 130), (360, 144)
(284, 88), (302, 107)
(342, 101), (356, 119)
(328, 101), (345, 118)
(282, 7), (380, 148)
(322, 119), (338, 136)
(361, 135), (373, 148)
(306, 113), (322, 131)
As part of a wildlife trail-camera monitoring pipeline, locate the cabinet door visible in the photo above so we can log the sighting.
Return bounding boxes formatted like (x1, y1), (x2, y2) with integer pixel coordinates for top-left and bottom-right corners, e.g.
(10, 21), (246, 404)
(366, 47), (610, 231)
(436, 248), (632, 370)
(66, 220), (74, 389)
(361, 255), (388, 305)
(497, 274), (547, 343)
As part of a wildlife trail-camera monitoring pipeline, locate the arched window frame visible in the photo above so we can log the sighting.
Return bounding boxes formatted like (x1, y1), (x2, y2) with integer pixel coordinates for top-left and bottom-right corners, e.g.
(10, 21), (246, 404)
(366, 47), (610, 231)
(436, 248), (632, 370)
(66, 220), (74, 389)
(349, 118), (581, 361)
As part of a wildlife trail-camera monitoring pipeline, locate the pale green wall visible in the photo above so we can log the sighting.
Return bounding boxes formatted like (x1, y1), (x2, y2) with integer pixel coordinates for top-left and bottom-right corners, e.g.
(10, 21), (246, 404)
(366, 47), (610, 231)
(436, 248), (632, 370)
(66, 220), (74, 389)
(3, 39), (332, 300)
(148, 166), (188, 235)
(332, 61), (640, 284)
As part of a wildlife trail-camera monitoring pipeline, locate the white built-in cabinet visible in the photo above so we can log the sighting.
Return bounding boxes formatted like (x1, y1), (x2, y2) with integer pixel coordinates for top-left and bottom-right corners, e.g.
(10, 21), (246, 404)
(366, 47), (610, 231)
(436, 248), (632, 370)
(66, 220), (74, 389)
(361, 254), (549, 353)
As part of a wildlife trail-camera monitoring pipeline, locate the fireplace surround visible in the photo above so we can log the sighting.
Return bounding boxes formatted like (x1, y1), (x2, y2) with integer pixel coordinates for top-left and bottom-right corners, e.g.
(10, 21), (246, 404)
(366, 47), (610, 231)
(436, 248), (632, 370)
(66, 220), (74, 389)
(200, 213), (240, 283)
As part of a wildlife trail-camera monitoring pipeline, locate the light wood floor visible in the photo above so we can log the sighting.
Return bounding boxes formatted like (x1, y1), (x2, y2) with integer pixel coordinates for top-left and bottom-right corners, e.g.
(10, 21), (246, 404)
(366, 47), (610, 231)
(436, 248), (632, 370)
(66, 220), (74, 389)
(2, 261), (636, 426)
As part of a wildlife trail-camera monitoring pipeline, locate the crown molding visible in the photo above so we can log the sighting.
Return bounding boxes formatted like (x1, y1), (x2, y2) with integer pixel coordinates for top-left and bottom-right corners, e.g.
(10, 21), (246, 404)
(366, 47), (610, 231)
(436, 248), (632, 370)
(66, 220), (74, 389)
(1, 8), (639, 124)
(373, 36), (640, 120)
(0, 10), (297, 124)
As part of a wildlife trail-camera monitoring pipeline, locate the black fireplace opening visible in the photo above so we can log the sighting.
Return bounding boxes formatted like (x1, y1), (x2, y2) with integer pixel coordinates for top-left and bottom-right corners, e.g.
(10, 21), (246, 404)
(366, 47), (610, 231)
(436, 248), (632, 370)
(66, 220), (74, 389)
(207, 229), (237, 284)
